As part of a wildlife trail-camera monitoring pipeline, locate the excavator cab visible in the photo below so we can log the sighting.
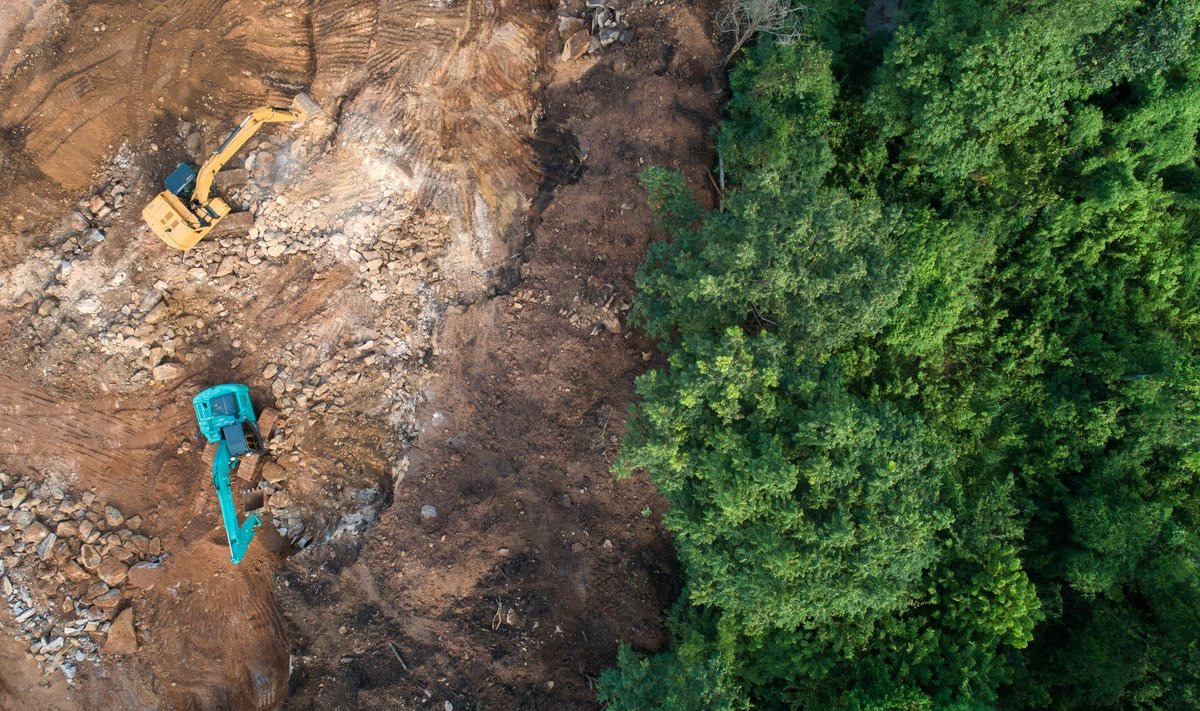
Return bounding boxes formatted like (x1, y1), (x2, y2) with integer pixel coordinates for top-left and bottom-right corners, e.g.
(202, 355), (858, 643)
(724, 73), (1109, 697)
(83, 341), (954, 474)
(164, 163), (198, 200)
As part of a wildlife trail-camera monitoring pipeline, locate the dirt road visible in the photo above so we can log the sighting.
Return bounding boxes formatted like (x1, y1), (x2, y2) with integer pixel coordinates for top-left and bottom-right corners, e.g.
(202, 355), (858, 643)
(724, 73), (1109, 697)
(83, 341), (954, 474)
(0, 0), (723, 707)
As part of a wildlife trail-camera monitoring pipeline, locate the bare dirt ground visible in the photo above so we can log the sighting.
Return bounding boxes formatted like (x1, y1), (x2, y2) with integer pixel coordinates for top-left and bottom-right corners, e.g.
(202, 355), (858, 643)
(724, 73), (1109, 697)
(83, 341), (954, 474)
(0, 0), (723, 708)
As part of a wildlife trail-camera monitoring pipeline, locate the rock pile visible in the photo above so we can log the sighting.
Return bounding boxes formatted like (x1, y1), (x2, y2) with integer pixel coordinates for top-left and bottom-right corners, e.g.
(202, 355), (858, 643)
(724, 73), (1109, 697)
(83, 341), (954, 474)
(0, 473), (163, 680)
(560, 0), (632, 61)
(20, 152), (130, 352)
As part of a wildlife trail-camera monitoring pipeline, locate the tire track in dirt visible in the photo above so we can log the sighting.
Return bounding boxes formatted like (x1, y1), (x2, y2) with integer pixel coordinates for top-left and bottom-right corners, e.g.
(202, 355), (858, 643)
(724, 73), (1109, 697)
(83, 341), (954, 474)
(0, 374), (187, 508)
(1, 0), (313, 190)
(140, 539), (291, 711)
(308, 0), (541, 298)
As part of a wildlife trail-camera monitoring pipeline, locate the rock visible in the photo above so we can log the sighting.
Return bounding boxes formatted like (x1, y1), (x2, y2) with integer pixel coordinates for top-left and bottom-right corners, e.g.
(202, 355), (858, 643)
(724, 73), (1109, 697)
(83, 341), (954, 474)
(263, 363), (279, 379)
(602, 316), (621, 334)
(84, 581), (109, 601)
(63, 561), (90, 582)
(55, 521), (79, 538)
(266, 244), (287, 258)
(36, 532), (57, 558)
(82, 227), (106, 244)
(104, 505), (124, 528)
(68, 211), (91, 231)
(125, 515), (142, 531)
(76, 297), (102, 315)
(79, 520), (98, 543)
(598, 26), (621, 46)
(97, 558), (129, 587)
(187, 267), (208, 280)
(126, 562), (163, 590)
(561, 29), (591, 61)
(79, 544), (102, 570)
(185, 132), (203, 155)
(22, 521), (49, 544)
(261, 461), (287, 485)
(12, 510), (34, 528)
(11, 487), (28, 508)
(88, 195), (106, 215)
(103, 608), (137, 655)
(420, 505), (438, 521)
(214, 256), (238, 277)
(559, 15), (586, 35)
(144, 301), (168, 324)
(152, 363), (184, 381)
(92, 588), (121, 609)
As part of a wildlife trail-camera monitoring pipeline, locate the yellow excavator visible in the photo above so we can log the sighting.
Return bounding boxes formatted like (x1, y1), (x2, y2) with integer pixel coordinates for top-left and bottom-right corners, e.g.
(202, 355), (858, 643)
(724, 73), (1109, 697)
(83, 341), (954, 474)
(142, 93), (322, 250)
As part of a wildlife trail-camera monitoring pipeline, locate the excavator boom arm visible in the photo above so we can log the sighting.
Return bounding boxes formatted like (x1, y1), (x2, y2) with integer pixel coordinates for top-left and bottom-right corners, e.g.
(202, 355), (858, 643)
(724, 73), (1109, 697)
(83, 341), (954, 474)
(193, 106), (299, 204)
(212, 441), (262, 564)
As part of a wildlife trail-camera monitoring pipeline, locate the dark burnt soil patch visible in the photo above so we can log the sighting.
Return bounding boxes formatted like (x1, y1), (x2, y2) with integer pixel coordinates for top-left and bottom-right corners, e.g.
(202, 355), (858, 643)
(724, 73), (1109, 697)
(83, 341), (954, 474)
(276, 2), (724, 709)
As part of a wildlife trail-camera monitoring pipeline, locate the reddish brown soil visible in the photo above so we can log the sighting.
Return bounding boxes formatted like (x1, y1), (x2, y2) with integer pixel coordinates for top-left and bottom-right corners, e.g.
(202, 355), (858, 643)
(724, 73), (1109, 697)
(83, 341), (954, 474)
(0, 0), (726, 708)
(275, 4), (724, 709)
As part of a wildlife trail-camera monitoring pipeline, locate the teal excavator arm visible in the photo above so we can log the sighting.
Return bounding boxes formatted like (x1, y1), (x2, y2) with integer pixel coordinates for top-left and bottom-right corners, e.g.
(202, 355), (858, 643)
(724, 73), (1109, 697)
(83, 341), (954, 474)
(193, 384), (265, 564)
(211, 441), (262, 564)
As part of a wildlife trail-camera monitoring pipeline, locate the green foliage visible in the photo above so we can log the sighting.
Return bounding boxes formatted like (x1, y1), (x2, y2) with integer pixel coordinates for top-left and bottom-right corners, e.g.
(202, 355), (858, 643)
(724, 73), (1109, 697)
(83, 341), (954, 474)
(603, 1), (1200, 709)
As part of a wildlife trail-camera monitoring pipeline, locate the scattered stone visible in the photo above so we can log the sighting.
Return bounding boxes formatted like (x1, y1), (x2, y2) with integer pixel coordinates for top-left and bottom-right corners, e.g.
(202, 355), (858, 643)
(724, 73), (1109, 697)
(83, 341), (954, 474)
(81, 227), (106, 244)
(214, 256), (238, 277)
(63, 561), (90, 582)
(261, 462), (287, 485)
(11, 487), (27, 508)
(102, 608), (137, 655)
(562, 29), (591, 61)
(79, 544), (102, 570)
(104, 505), (124, 528)
(420, 505), (438, 521)
(144, 301), (168, 324)
(559, 15), (585, 35)
(96, 558), (129, 587)
(76, 297), (102, 315)
(68, 212), (90, 231)
(93, 588), (121, 609)
(22, 521), (49, 544)
(263, 363), (279, 379)
(152, 363), (184, 381)
(55, 521), (79, 539)
(36, 532), (57, 558)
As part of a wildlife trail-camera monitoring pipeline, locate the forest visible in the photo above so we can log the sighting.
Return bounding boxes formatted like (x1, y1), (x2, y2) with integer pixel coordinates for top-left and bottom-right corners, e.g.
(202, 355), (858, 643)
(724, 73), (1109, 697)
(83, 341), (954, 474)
(599, 0), (1200, 708)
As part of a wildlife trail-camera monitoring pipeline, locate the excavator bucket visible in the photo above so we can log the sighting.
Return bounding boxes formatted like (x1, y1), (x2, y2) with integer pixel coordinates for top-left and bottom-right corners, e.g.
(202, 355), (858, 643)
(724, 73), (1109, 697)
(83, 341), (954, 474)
(290, 92), (322, 121)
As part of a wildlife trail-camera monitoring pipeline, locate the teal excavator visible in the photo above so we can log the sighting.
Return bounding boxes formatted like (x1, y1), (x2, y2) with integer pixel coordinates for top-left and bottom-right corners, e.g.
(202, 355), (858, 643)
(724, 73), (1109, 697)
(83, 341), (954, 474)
(193, 384), (268, 563)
